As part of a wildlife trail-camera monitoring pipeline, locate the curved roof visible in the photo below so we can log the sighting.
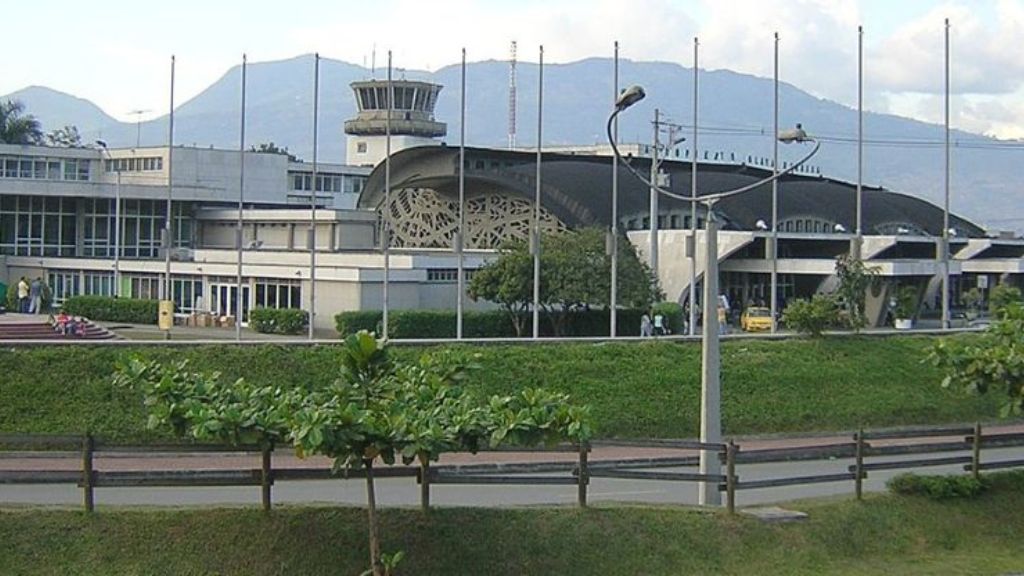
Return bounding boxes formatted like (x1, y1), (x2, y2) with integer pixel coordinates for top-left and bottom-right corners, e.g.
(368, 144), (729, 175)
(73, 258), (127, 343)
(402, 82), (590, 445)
(358, 145), (985, 237)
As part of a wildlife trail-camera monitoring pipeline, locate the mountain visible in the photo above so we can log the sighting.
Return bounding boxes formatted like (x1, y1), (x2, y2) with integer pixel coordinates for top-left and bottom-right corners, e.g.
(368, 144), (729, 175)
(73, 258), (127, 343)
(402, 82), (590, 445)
(3, 54), (1021, 232)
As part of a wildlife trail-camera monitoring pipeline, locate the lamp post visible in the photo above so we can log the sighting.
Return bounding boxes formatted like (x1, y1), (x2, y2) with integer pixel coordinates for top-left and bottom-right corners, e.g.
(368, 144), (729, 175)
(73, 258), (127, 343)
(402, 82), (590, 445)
(607, 87), (820, 506)
(95, 141), (122, 297)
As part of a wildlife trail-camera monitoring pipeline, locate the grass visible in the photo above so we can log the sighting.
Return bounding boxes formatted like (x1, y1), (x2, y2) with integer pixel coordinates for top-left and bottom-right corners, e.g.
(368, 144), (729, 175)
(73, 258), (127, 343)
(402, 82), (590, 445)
(0, 334), (1008, 442)
(3, 471), (1024, 575)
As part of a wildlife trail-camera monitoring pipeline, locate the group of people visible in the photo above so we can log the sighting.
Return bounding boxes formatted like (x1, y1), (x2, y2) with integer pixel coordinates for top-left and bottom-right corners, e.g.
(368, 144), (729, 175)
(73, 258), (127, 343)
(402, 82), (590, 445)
(48, 310), (87, 337)
(639, 312), (669, 337)
(15, 277), (45, 314)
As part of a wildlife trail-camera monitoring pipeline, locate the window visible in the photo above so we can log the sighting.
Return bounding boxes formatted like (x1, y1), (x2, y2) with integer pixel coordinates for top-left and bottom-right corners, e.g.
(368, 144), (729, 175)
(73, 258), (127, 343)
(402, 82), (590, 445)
(127, 274), (162, 300)
(0, 195), (76, 256)
(426, 268), (476, 283)
(47, 271), (81, 305)
(105, 156), (163, 173)
(254, 278), (301, 309)
(172, 276), (204, 314)
(356, 142), (368, 154)
(84, 272), (114, 297)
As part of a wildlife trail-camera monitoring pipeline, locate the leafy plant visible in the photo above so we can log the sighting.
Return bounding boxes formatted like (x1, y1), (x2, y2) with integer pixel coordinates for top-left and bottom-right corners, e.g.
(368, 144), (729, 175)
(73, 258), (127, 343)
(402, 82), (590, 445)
(988, 283), (1022, 318)
(64, 295), (159, 324)
(782, 294), (839, 337)
(928, 303), (1024, 417)
(887, 472), (989, 500)
(894, 285), (919, 320)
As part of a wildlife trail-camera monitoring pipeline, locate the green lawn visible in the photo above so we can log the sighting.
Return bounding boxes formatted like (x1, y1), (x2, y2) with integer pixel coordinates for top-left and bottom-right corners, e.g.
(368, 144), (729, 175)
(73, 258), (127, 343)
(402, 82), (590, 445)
(3, 471), (1024, 575)
(0, 334), (1006, 442)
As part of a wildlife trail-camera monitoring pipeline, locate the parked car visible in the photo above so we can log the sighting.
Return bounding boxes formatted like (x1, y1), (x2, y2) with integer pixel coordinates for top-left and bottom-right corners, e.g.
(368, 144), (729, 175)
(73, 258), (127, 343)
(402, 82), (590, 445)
(741, 306), (773, 332)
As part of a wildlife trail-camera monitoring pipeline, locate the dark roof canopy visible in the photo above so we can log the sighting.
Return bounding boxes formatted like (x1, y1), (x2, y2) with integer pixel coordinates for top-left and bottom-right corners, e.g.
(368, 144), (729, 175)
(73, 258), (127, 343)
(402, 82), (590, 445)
(358, 145), (985, 237)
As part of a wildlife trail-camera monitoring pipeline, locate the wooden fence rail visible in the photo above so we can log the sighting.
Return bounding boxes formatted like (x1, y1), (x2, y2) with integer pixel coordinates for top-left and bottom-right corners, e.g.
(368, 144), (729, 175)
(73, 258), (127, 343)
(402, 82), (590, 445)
(2, 423), (1023, 514)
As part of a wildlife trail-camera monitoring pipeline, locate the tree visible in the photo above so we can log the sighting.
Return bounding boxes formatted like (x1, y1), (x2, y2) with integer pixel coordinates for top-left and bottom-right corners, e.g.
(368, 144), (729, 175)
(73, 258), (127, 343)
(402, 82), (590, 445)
(467, 238), (533, 336)
(834, 253), (878, 330)
(468, 228), (661, 336)
(250, 141), (299, 162)
(0, 100), (43, 145)
(45, 125), (83, 148)
(928, 303), (1024, 418)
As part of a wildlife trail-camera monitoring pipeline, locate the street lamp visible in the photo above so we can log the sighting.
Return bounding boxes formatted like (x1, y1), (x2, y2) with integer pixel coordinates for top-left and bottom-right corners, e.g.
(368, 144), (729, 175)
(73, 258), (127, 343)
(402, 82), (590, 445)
(95, 140), (122, 298)
(607, 86), (820, 506)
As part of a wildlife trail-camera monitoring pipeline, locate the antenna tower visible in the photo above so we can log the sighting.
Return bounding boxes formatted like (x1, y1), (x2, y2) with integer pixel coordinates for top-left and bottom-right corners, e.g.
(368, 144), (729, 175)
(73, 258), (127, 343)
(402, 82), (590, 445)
(508, 40), (517, 149)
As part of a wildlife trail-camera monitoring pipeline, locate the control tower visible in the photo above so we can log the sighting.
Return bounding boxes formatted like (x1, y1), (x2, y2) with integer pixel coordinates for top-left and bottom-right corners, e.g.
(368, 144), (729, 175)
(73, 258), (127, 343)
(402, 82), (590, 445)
(344, 80), (447, 167)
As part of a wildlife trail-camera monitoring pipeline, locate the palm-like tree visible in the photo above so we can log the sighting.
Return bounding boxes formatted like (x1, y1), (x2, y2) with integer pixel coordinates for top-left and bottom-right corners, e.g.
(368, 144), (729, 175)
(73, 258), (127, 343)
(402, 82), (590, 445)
(0, 100), (43, 145)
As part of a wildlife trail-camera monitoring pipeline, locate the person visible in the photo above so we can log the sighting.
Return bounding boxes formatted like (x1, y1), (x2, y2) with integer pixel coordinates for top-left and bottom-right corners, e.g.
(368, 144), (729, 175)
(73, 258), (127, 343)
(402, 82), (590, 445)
(653, 313), (666, 336)
(28, 277), (43, 314)
(17, 277), (30, 313)
(54, 310), (70, 335)
(640, 313), (653, 337)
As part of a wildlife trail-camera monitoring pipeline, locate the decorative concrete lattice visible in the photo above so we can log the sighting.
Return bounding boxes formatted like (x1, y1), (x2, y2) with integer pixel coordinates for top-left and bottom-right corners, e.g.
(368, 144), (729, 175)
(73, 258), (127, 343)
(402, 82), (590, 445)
(383, 188), (566, 249)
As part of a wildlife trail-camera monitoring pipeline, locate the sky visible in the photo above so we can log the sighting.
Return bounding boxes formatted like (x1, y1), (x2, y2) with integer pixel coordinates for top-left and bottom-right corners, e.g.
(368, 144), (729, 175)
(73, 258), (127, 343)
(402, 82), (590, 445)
(5, 0), (1024, 138)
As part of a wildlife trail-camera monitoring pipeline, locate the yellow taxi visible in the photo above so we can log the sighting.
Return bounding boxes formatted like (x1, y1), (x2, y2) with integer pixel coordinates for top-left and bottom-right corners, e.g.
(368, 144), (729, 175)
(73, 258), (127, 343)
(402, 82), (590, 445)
(740, 306), (773, 332)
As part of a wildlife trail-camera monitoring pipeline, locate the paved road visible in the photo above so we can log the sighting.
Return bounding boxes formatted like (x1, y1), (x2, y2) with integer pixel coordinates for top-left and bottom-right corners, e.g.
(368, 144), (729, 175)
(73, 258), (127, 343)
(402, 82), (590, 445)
(3, 427), (1022, 509)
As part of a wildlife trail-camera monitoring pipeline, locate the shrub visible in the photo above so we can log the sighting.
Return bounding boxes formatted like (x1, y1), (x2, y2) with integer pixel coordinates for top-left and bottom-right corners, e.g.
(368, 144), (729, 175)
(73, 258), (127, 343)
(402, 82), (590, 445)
(63, 296), (159, 324)
(894, 285), (919, 319)
(887, 473), (990, 500)
(651, 302), (684, 334)
(249, 307), (308, 335)
(782, 294), (839, 337)
(989, 283), (1022, 317)
(335, 308), (650, 338)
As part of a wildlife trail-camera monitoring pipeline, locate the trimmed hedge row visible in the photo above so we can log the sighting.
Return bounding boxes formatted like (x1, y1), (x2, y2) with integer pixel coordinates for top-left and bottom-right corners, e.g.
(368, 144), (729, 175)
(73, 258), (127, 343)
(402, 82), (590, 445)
(335, 308), (667, 338)
(249, 307), (308, 335)
(63, 296), (159, 324)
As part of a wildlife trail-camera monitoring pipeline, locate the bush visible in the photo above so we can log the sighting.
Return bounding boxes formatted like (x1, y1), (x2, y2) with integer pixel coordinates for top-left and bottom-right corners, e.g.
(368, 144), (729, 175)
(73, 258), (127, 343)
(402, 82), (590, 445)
(249, 308), (308, 335)
(63, 296), (159, 324)
(989, 283), (1022, 317)
(782, 294), (839, 337)
(887, 473), (990, 500)
(334, 308), (650, 338)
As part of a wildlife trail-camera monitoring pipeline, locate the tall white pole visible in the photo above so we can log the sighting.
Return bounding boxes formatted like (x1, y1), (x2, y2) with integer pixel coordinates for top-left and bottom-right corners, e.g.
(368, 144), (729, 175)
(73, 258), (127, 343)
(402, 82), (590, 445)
(383, 51), (392, 340)
(532, 46), (543, 339)
(856, 26), (864, 249)
(236, 54), (247, 341)
(689, 37), (699, 335)
(113, 170), (121, 297)
(610, 41), (619, 338)
(164, 55), (175, 340)
(457, 48), (466, 340)
(649, 109), (660, 278)
(770, 32), (780, 333)
(309, 54), (320, 340)
(942, 19), (951, 330)
(698, 204), (721, 506)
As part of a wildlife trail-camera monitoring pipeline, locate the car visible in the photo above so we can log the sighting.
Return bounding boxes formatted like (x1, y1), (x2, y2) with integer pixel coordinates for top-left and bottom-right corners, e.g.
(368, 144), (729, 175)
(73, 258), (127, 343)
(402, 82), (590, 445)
(741, 306), (773, 332)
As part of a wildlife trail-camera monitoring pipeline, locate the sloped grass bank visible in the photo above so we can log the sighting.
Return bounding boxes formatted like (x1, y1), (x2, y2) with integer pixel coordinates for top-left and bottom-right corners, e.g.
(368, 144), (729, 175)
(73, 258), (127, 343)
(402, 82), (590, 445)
(3, 471), (1024, 575)
(0, 335), (1003, 442)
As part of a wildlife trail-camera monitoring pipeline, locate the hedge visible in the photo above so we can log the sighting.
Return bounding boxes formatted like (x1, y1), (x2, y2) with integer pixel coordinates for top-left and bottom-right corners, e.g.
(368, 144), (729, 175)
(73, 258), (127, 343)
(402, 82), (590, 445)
(63, 296), (159, 324)
(249, 307), (308, 335)
(335, 308), (651, 338)
(887, 473), (990, 500)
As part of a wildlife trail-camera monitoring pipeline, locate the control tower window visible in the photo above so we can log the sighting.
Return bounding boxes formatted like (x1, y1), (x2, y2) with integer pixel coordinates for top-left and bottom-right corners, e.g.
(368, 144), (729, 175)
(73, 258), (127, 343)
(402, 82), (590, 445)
(357, 142), (367, 154)
(414, 89), (426, 111)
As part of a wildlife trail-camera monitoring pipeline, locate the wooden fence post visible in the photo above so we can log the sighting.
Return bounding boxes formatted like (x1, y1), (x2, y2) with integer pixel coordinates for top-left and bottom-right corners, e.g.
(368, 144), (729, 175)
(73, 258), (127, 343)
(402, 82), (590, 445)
(971, 422), (982, 481)
(82, 433), (95, 513)
(577, 442), (589, 508)
(260, 444), (273, 513)
(726, 440), (737, 515)
(420, 460), (431, 512)
(854, 428), (864, 501)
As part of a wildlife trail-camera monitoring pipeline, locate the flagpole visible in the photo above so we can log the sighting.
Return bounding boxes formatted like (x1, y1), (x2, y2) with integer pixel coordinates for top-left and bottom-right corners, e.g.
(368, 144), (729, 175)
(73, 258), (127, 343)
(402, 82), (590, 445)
(610, 41), (619, 338)
(164, 55), (175, 340)
(308, 53), (320, 340)
(942, 19), (951, 330)
(457, 48), (466, 340)
(770, 31), (780, 333)
(532, 45), (543, 339)
(689, 36), (699, 335)
(383, 51), (392, 340)
(236, 54), (247, 341)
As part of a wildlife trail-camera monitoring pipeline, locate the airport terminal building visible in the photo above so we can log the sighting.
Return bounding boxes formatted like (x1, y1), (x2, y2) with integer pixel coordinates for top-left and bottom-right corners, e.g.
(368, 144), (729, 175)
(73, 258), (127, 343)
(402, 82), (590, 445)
(2, 78), (1022, 331)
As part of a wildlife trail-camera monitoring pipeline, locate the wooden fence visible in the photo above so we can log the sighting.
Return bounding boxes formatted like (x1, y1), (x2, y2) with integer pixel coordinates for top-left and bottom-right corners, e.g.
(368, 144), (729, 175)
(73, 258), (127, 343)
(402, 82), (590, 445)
(3, 423), (1024, 514)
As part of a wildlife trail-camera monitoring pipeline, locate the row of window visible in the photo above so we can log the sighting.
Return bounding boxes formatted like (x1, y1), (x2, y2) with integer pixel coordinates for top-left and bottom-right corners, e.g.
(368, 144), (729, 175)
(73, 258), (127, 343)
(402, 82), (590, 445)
(104, 157), (163, 173)
(624, 214), (705, 231)
(426, 268), (477, 283)
(0, 196), (77, 256)
(289, 172), (366, 194)
(1, 156), (90, 181)
(356, 85), (438, 112)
